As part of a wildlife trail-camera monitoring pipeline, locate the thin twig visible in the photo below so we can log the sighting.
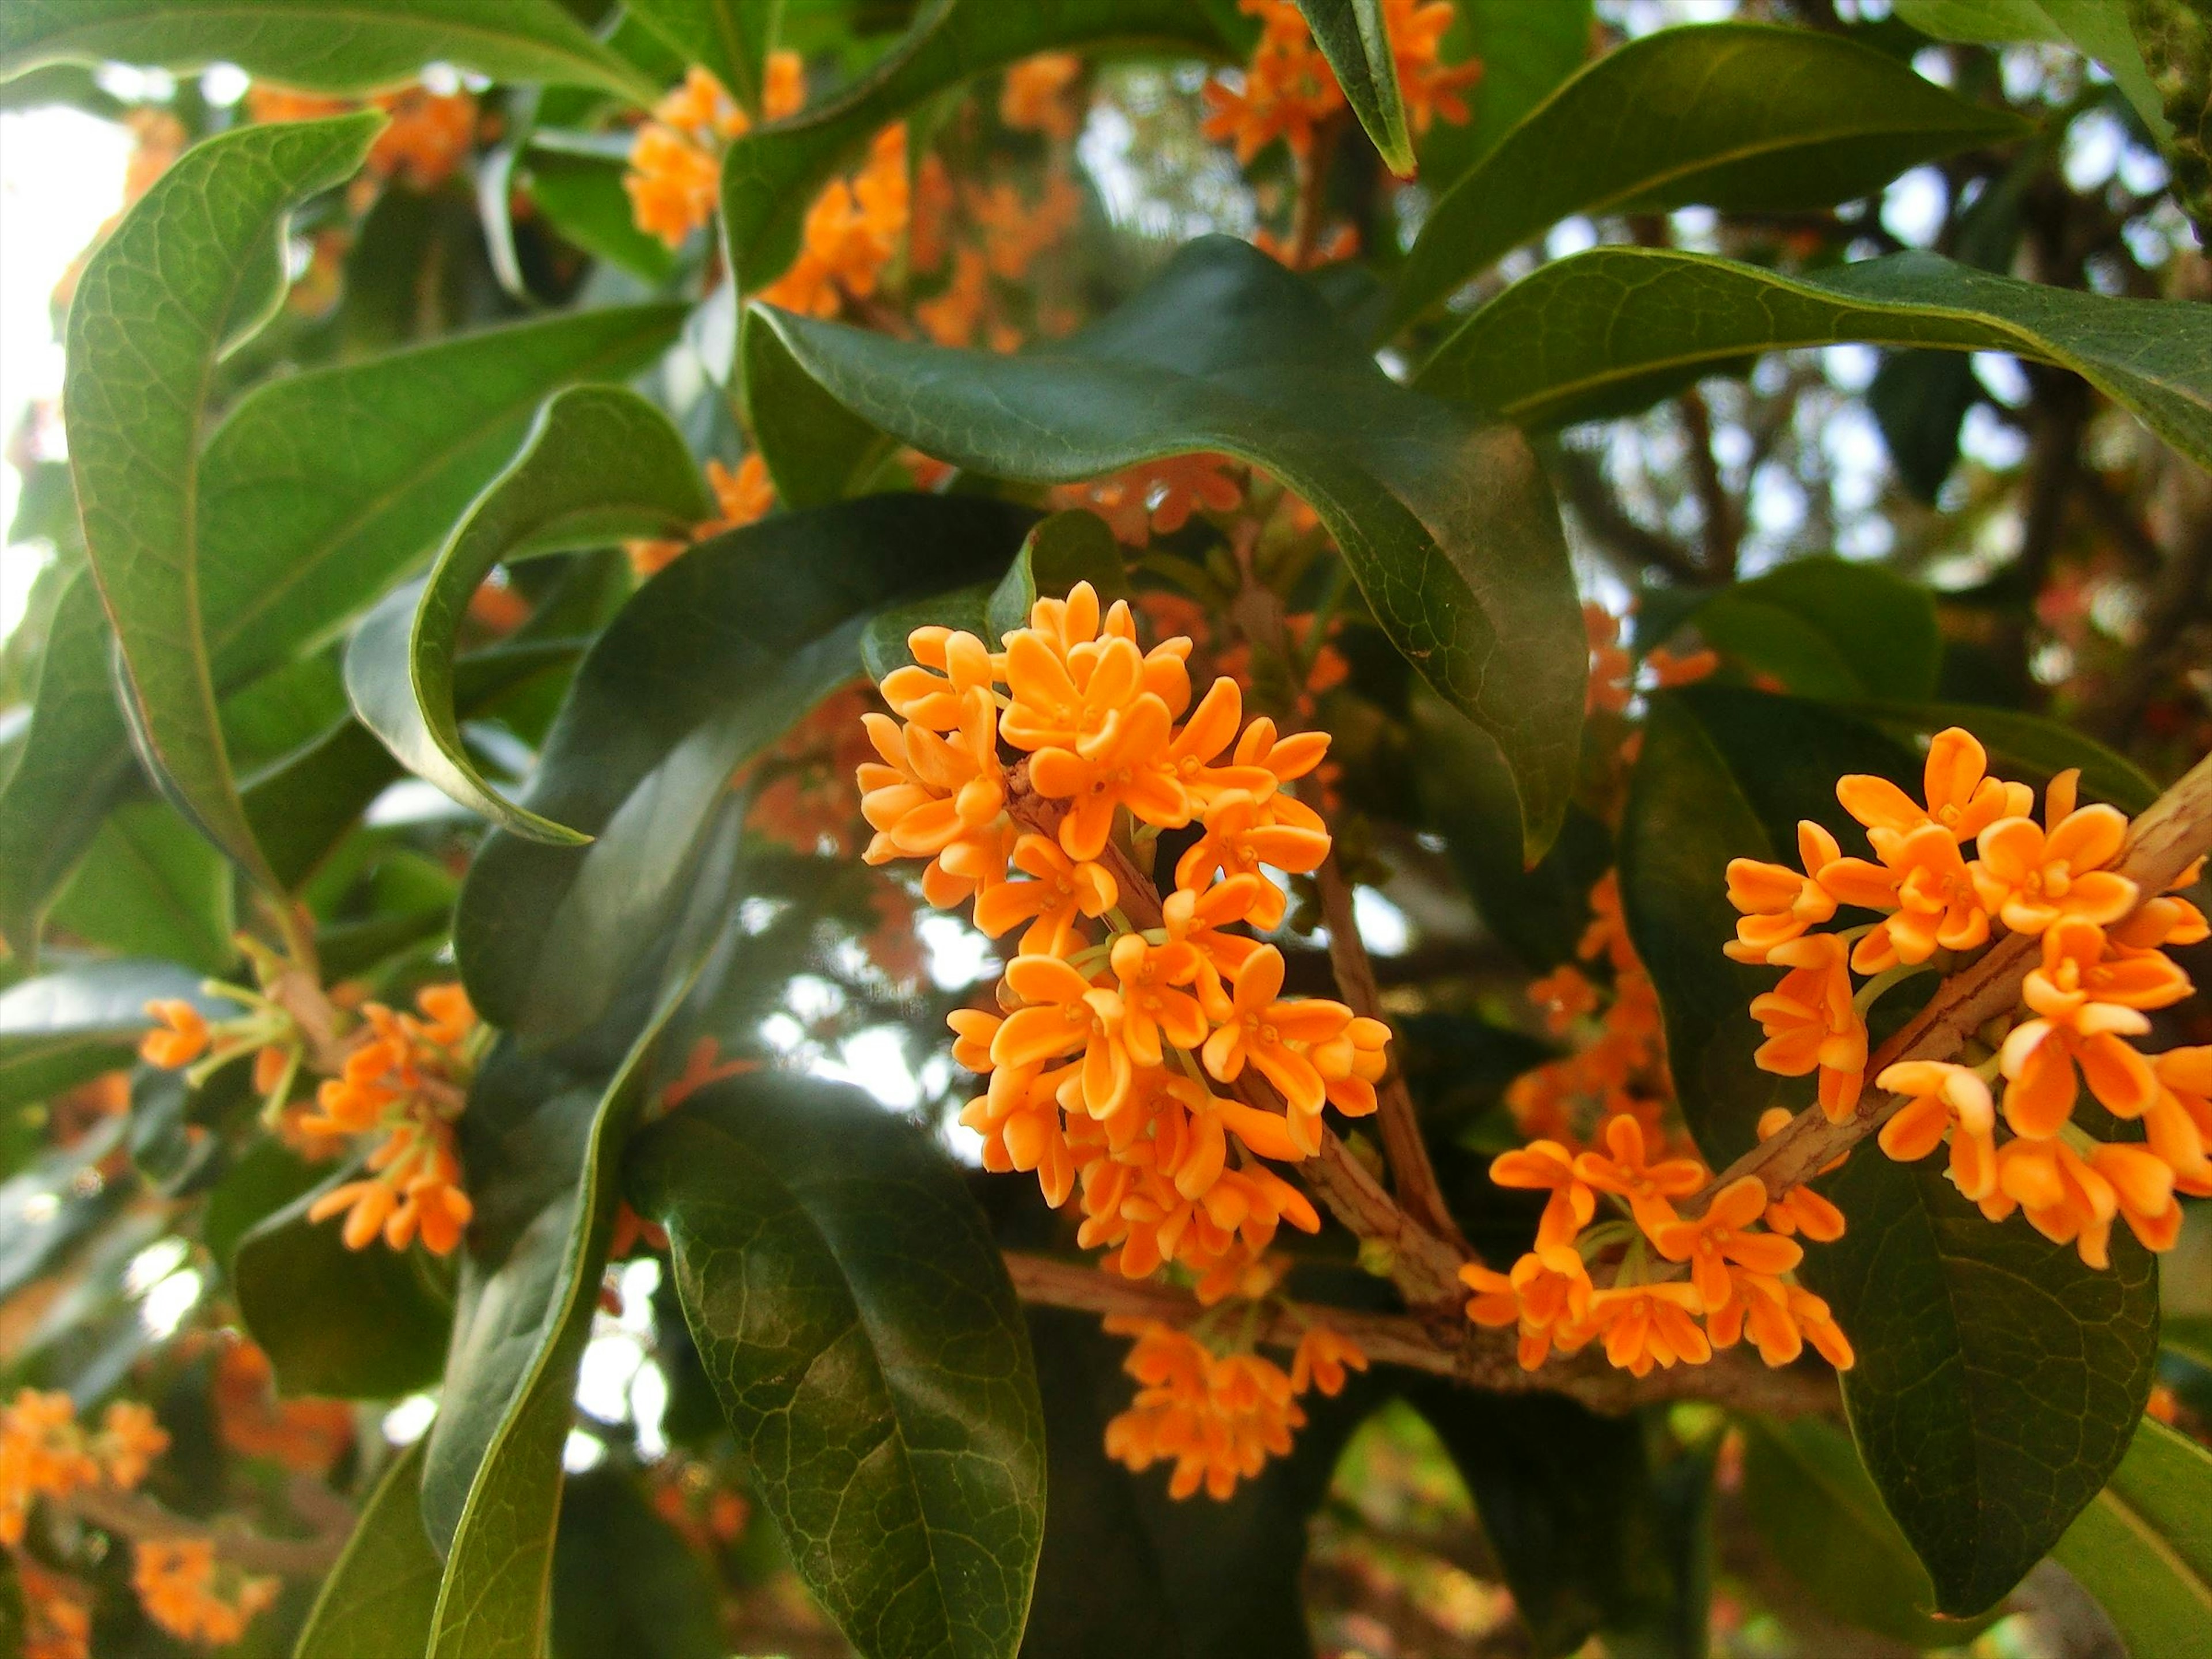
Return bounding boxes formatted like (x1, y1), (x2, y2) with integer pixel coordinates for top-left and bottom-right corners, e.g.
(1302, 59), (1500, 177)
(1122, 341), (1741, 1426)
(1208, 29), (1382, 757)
(1679, 388), (1740, 582)
(60, 1485), (347, 1577)
(1005, 1251), (1839, 1417)
(1697, 746), (2212, 1210)
(1555, 446), (1711, 588)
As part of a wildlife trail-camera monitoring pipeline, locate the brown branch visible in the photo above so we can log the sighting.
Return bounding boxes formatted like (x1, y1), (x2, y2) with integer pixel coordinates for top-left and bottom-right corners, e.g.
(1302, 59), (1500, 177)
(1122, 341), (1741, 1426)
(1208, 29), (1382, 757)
(2083, 513), (2212, 744)
(1679, 388), (1740, 582)
(1005, 1251), (1839, 1418)
(1555, 446), (1711, 588)
(60, 1484), (347, 1577)
(1699, 745), (2212, 1210)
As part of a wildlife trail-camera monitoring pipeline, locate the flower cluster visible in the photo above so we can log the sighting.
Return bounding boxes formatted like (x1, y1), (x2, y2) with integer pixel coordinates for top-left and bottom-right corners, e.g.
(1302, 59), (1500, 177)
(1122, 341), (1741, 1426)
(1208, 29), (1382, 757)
(756, 123), (910, 317)
(1102, 1314), (1365, 1499)
(855, 579), (1388, 1301)
(624, 55), (806, 246)
(212, 1338), (354, 1474)
(1726, 728), (2207, 1269)
(1000, 52), (1086, 142)
(20, 1559), (91, 1659)
(1051, 454), (1245, 548)
(1, 1389), (168, 1545)
(133, 1540), (280, 1646)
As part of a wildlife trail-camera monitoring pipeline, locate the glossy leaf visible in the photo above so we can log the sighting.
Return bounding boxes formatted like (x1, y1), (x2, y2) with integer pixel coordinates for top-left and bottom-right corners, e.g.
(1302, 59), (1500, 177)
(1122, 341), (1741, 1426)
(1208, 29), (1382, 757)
(1421, 0), (1592, 185)
(0, 959), (237, 1043)
(1685, 557), (1941, 702)
(346, 385), (711, 843)
(1741, 1416), (1995, 1649)
(295, 1442), (443, 1659)
(63, 116), (382, 886)
(760, 236), (1585, 857)
(1412, 1384), (1685, 1657)
(719, 0), (1230, 295)
(1387, 24), (2025, 332)
(454, 495), (1031, 1037)
(1419, 249), (2212, 471)
(49, 801), (235, 974)
(0, 0), (657, 104)
(1296, 1), (1414, 174)
(627, 1073), (1046, 1659)
(232, 1175), (453, 1399)
(742, 307), (895, 507)
(624, 0), (782, 115)
(524, 150), (679, 284)
(2054, 1416), (2212, 1657)
(551, 1469), (725, 1659)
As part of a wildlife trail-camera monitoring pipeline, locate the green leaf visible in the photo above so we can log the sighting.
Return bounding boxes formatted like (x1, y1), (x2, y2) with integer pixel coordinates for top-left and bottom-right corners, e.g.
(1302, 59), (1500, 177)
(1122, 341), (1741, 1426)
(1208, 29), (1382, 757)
(624, 0), (782, 115)
(346, 386), (711, 844)
(49, 801), (235, 975)
(2055, 1416), (2212, 1658)
(1685, 558), (1941, 702)
(1387, 23), (2026, 333)
(627, 1073), (1046, 1659)
(232, 1174), (453, 1399)
(296, 1442), (444, 1659)
(986, 510), (1132, 646)
(1803, 1153), (2158, 1615)
(0, 0), (658, 104)
(551, 1469), (725, 1659)
(1412, 1384), (1687, 1658)
(1896, 0), (2170, 136)
(524, 150), (680, 284)
(743, 307), (895, 507)
(861, 586), (996, 683)
(62, 114), (378, 891)
(1419, 249), (2212, 470)
(2164, 1313), (2212, 1370)
(1845, 702), (2160, 814)
(0, 958), (237, 1043)
(454, 495), (1031, 1037)
(1419, 0), (1592, 186)
(760, 236), (1585, 858)
(1741, 1416), (1995, 1649)
(1296, 1), (1414, 174)
(0, 568), (140, 957)
(719, 0), (1230, 296)
(0, 1039), (129, 1118)
(201, 1136), (321, 1268)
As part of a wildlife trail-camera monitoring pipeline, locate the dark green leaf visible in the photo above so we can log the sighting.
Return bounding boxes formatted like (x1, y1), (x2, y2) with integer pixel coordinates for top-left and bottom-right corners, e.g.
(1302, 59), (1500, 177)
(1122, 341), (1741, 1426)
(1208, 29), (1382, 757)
(345, 385), (711, 843)
(1869, 349), (1984, 502)
(1802, 1153), (2158, 1615)
(1296, 1), (1414, 174)
(0, 0), (657, 103)
(1845, 701), (2160, 815)
(296, 1442), (444, 1659)
(454, 495), (1031, 1037)
(2054, 1416), (2212, 1658)
(627, 1073), (1046, 1659)
(0, 568), (140, 956)
(719, 0), (1230, 295)
(1741, 1415), (1995, 1648)
(49, 801), (236, 974)
(986, 510), (1132, 645)
(0, 959), (237, 1043)
(0, 1039), (129, 1117)
(201, 1136), (322, 1269)
(743, 306), (895, 507)
(1895, 0), (2169, 135)
(624, 0), (781, 114)
(1418, 249), (2212, 471)
(1687, 557), (1941, 702)
(1412, 1384), (1684, 1657)
(760, 237), (1585, 858)
(232, 1173), (453, 1399)
(2164, 1314), (2212, 1370)
(551, 1468), (725, 1659)
(524, 150), (680, 283)
(65, 115), (384, 889)
(1418, 0), (1592, 187)
(1387, 23), (2025, 332)
(861, 586), (995, 682)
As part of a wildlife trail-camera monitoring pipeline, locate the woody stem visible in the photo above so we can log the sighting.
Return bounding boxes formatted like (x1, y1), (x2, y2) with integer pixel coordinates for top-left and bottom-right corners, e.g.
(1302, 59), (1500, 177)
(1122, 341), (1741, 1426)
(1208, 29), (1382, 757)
(56, 1482), (348, 1577)
(1694, 745), (2212, 1214)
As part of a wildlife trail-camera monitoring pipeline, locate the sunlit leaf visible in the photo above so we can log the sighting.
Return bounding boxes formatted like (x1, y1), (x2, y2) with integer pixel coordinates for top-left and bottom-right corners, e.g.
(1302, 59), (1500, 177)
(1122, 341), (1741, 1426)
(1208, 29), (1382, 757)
(296, 1442), (444, 1659)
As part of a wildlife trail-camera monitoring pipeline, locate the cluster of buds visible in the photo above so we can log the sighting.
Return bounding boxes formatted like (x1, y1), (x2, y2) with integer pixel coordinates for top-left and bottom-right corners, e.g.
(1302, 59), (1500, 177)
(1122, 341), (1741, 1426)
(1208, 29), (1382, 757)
(1102, 1310), (1366, 1499)
(0, 1389), (169, 1545)
(1727, 728), (2207, 1268)
(857, 580), (1389, 1301)
(132, 1540), (279, 1646)
(142, 979), (484, 1257)
(624, 55), (806, 247)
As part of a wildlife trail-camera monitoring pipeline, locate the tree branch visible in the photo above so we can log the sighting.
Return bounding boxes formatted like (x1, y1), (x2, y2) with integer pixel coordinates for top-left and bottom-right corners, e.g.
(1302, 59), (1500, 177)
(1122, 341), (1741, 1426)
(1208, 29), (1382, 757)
(60, 1484), (347, 1577)
(1005, 1251), (1839, 1418)
(1555, 445), (1711, 588)
(1698, 746), (2212, 1210)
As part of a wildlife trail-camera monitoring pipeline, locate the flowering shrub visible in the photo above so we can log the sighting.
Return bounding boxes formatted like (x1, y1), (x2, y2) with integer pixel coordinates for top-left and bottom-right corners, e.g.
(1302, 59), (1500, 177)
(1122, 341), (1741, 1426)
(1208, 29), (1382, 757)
(2, 1), (2211, 1655)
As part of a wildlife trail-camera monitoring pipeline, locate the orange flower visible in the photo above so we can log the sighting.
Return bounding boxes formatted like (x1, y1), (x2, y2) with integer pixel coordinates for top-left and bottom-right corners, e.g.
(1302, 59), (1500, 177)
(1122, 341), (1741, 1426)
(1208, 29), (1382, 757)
(1999, 922), (2164, 1138)
(1290, 1324), (1368, 1396)
(1985, 1136), (2120, 1268)
(2093, 1141), (2181, 1253)
(858, 698), (1009, 906)
(1110, 934), (1211, 1068)
(759, 123), (908, 316)
(1002, 52), (1085, 140)
(1749, 933), (1866, 1122)
(1459, 1246), (1594, 1371)
(1754, 1106), (1850, 1241)
(1706, 1273), (1854, 1369)
(213, 1339), (353, 1473)
(972, 833), (1118, 955)
(1313, 1014), (1391, 1118)
(1201, 0), (1346, 164)
(1053, 454), (1245, 547)
(1202, 946), (1354, 1143)
(96, 1401), (169, 1489)
(368, 85), (478, 190)
(1971, 797), (2137, 936)
(1585, 604), (1634, 716)
(1585, 1282), (1710, 1377)
(1486, 1140), (1593, 1252)
(1836, 728), (2031, 860)
(1384, 0), (1485, 137)
(1573, 1114), (1709, 1234)
(625, 122), (724, 247)
(1874, 1060), (1998, 1202)
(994, 954), (1131, 1120)
(1, 1389), (103, 1545)
(1104, 1319), (1305, 1499)
(2150, 1047), (2212, 1196)
(1028, 690), (1187, 861)
(139, 999), (210, 1068)
(1722, 821), (1841, 963)
(968, 173), (1085, 280)
(1650, 1175), (1803, 1310)
(20, 1562), (91, 1659)
(132, 1540), (280, 1646)
(1529, 963), (1600, 1033)
(1853, 821), (1991, 969)
(916, 244), (990, 346)
(1173, 789), (1331, 929)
